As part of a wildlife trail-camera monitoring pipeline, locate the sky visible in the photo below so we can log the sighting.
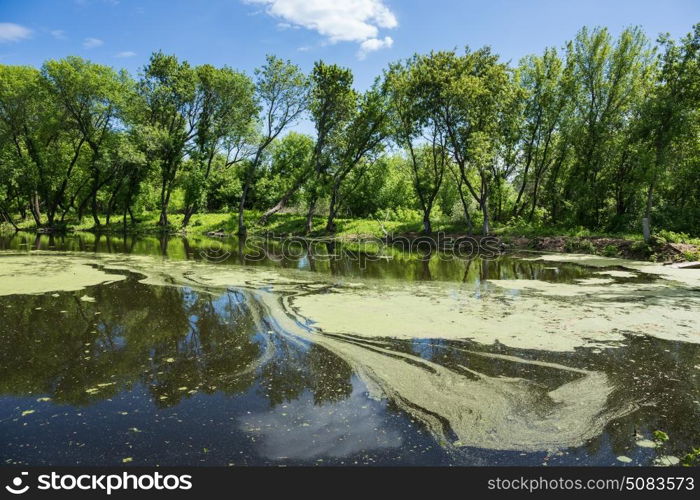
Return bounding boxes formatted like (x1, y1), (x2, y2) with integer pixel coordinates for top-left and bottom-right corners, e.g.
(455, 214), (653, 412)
(1, 0), (698, 92)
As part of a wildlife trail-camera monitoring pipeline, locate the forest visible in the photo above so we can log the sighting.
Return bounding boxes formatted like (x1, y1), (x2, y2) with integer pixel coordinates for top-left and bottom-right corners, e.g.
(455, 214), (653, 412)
(0, 24), (698, 239)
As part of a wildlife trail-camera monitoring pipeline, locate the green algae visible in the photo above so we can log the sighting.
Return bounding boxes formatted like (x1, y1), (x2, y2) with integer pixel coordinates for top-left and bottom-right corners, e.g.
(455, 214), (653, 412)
(0, 255), (125, 296)
(2, 249), (698, 454)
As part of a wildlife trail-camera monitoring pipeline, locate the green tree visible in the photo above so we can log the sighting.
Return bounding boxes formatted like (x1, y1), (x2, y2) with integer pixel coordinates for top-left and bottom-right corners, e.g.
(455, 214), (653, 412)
(304, 61), (355, 233)
(182, 65), (256, 227)
(324, 85), (389, 232)
(237, 55), (307, 236)
(136, 52), (197, 227)
(42, 56), (131, 227)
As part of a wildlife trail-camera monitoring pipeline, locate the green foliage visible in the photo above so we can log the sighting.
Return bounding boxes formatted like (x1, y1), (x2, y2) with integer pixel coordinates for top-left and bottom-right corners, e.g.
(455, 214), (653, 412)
(681, 447), (700, 467)
(1, 24), (699, 240)
(653, 430), (670, 443)
(681, 250), (700, 262)
(564, 238), (596, 254)
(657, 229), (700, 245)
(602, 245), (619, 257)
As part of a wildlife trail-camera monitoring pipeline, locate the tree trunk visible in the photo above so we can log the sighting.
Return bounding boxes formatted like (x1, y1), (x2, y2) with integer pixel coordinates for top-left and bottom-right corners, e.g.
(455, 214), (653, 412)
(30, 192), (42, 227)
(237, 164), (256, 236)
(158, 177), (172, 227)
(528, 179), (541, 222)
(422, 211), (432, 234)
(643, 183), (654, 243)
(457, 189), (473, 234)
(1, 207), (19, 231)
(480, 180), (490, 235)
(305, 196), (317, 234)
(158, 185), (172, 227)
(481, 200), (490, 236)
(325, 188), (338, 233)
(91, 199), (100, 228)
(158, 207), (168, 227)
(182, 205), (195, 228)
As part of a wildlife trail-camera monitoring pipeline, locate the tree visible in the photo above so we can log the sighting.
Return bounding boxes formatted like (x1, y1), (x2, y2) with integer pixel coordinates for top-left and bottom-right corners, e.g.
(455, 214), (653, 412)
(0, 64), (87, 228)
(409, 48), (514, 235)
(303, 62), (355, 233)
(324, 85), (389, 232)
(385, 58), (446, 234)
(136, 52), (197, 227)
(253, 132), (314, 212)
(42, 57), (131, 227)
(563, 27), (652, 228)
(512, 48), (569, 222)
(182, 65), (256, 227)
(638, 24), (700, 237)
(237, 55), (307, 236)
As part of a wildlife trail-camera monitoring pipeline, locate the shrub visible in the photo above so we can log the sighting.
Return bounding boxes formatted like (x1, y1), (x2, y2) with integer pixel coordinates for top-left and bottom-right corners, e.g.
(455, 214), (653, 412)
(631, 240), (652, 257)
(682, 250), (700, 262)
(564, 238), (596, 254)
(602, 244), (619, 257)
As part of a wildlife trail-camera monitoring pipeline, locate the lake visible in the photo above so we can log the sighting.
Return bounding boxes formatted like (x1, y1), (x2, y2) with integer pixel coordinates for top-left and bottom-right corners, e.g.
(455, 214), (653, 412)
(0, 232), (698, 466)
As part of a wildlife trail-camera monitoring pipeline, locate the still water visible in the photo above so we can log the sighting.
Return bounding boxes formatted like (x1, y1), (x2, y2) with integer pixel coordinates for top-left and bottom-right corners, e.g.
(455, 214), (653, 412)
(0, 232), (698, 466)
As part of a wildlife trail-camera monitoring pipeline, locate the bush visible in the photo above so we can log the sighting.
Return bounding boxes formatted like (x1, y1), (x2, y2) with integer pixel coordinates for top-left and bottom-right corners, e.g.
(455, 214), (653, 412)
(682, 250), (700, 262)
(631, 240), (652, 258)
(564, 238), (596, 254)
(602, 244), (619, 257)
(657, 229), (686, 244)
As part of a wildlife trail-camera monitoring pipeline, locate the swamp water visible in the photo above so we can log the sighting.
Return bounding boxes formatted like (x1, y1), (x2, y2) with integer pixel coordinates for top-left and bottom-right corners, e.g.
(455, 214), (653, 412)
(0, 232), (698, 466)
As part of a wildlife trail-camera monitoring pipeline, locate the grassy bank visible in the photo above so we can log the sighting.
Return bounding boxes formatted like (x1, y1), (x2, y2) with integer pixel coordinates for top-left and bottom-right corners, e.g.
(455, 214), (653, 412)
(3, 211), (699, 262)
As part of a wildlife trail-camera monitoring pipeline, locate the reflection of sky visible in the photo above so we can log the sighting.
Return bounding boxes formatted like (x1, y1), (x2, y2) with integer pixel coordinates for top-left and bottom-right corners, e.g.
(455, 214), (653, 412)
(240, 381), (402, 460)
(297, 254), (310, 271)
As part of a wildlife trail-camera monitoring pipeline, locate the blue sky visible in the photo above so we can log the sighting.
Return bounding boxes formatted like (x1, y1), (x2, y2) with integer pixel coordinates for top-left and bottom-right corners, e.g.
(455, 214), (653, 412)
(1, 0), (698, 92)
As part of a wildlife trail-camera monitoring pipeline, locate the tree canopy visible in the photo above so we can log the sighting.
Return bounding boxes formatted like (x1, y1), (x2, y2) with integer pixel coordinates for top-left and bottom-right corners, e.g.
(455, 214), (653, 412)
(1, 24), (698, 238)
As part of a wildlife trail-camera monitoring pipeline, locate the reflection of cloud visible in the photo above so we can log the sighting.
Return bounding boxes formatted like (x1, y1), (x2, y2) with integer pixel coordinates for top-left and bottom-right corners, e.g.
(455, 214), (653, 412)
(240, 382), (402, 460)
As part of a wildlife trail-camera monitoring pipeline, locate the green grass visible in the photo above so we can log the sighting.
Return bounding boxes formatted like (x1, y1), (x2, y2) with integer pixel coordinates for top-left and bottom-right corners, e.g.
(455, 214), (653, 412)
(3, 210), (695, 246)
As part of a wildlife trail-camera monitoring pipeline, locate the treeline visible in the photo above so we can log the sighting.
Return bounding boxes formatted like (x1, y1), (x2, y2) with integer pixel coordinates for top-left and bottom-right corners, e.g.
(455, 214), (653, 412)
(1, 25), (698, 236)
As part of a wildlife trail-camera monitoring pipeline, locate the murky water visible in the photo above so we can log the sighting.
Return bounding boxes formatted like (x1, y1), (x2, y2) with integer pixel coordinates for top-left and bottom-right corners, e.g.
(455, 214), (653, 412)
(0, 232), (698, 466)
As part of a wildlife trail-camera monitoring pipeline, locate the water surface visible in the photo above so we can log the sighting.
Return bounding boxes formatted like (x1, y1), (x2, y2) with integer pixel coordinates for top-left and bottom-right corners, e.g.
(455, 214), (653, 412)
(0, 232), (698, 466)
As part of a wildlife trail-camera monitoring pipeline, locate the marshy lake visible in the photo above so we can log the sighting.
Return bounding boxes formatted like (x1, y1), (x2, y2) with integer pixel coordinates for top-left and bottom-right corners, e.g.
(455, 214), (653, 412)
(0, 232), (698, 466)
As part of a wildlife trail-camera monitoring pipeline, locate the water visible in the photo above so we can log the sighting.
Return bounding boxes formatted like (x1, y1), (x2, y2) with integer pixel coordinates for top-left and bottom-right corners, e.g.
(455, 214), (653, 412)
(0, 232), (698, 466)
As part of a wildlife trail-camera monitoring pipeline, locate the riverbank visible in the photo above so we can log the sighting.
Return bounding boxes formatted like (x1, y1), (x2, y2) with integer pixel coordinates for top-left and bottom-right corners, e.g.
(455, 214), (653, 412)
(3, 210), (699, 263)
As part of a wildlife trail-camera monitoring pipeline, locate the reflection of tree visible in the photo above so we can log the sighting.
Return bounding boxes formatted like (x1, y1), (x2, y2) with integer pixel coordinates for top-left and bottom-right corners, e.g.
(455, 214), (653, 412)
(307, 344), (353, 405)
(258, 340), (353, 408)
(0, 276), (356, 413)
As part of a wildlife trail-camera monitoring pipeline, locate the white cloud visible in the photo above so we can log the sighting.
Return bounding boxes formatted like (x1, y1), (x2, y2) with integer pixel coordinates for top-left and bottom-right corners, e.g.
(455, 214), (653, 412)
(0, 23), (32, 43)
(115, 51), (136, 58)
(50, 30), (66, 40)
(245, 0), (397, 57)
(358, 35), (393, 59)
(83, 37), (104, 49)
